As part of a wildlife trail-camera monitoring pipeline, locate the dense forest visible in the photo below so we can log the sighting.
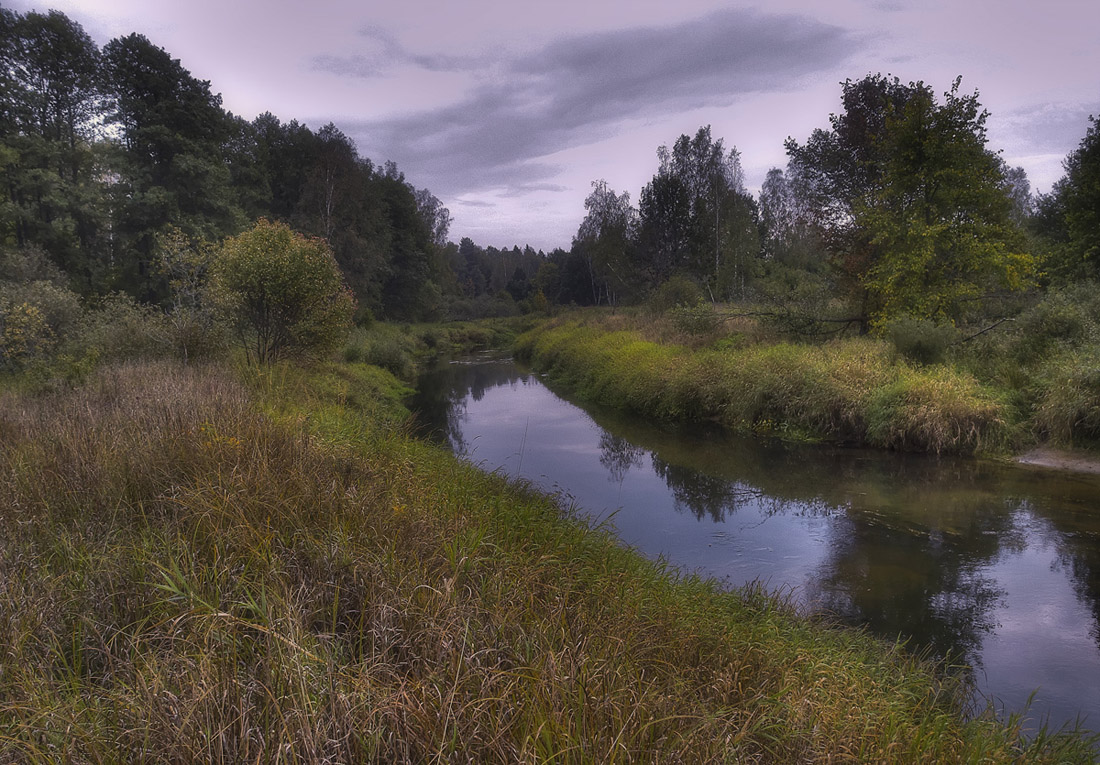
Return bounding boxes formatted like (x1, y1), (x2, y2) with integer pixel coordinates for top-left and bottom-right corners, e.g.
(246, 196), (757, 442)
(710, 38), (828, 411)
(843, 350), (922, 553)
(2, 8), (1099, 353)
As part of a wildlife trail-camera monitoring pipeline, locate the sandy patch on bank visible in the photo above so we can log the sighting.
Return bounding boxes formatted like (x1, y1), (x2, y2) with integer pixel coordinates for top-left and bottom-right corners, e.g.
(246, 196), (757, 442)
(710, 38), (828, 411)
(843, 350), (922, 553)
(1015, 447), (1100, 474)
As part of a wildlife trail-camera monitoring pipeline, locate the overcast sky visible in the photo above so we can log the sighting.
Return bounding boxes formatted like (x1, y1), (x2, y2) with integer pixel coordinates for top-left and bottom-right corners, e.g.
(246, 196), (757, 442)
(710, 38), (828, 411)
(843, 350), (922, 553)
(9, 0), (1100, 251)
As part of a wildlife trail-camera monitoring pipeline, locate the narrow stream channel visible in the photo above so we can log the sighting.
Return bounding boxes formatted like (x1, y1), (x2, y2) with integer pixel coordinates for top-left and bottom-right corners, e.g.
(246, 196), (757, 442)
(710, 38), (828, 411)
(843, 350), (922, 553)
(410, 354), (1100, 735)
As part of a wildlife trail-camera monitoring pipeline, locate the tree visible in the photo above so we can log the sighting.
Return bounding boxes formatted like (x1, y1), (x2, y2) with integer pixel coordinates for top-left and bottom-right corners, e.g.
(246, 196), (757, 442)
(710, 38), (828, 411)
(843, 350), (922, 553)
(857, 81), (1032, 325)
(102, 32), (244, 297)
(638, 126), (759, 298)
(787, 75), (1031, 328)
(573, 179), (634, 306)
(0, 10), (109, 284)
(637, 164), (690, 283)
(211, 219), (354, 364)
(1061, 116), (1100, 271)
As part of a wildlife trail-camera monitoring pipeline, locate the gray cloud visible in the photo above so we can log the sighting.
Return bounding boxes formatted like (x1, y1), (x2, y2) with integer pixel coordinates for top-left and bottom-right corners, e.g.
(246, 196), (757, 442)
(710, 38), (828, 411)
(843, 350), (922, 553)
(497, 183), (569, 197)
(997, 101), (1098, 157)
(312, 26), (482, 78)
(333, 9), (859, 198)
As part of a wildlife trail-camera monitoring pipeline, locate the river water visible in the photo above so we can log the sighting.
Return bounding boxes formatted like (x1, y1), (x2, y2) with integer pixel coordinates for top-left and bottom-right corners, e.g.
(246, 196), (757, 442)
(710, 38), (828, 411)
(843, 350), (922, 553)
(411, 354), (1100, 734)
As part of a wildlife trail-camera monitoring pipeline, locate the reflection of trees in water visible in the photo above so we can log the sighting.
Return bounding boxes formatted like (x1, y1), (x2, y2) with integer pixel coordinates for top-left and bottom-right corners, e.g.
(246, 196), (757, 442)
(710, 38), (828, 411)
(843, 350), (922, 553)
(651, 456), (765, 522)
(804, 510), (1009, 674)
(411, 358), (529, 456)
(1016, 484), (1100, 652)
(598, 433), (644, 484)
(416, 357), (1100, 675)
(580, 387), (1032, 669)
(1066, 551), (1100, 648)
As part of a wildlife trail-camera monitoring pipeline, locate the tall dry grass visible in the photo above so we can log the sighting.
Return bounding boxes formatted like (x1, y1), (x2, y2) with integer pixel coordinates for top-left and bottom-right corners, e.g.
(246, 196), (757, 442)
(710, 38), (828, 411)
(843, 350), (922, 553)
(0, 359), (1089, 761)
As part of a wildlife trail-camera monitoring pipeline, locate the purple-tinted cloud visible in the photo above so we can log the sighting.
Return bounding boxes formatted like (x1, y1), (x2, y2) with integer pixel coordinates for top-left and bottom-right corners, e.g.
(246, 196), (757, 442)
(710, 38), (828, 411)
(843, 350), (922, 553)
(328, 9), (860, 198)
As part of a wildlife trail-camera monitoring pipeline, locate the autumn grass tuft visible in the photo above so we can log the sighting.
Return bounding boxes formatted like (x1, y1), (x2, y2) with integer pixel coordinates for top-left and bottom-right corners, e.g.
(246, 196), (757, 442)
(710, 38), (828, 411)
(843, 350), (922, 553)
(0, 358), (1093, 761)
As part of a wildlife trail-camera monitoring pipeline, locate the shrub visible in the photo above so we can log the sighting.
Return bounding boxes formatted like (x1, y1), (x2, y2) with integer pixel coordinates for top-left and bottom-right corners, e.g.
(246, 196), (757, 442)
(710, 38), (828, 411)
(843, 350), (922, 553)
(74, 293), (171, 361)
(1009, 286), (1100, 363)
(211, 219), (355, 364)
(883, 315), (957, 365)
(0, 300), (54, 370)
(668, 300), (721, 336)
(646, 275), (703, 314)
(0, 246), (66, 284)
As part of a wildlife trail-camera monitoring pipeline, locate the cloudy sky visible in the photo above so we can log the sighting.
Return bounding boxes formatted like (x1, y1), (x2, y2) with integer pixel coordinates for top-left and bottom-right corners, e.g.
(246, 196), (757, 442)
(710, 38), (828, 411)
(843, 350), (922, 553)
(10, 0), (1100, 251)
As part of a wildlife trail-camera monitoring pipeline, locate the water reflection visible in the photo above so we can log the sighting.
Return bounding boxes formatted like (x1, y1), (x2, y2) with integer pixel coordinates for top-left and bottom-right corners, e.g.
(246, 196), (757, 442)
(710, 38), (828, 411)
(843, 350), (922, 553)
(411, 356), (1100, 732)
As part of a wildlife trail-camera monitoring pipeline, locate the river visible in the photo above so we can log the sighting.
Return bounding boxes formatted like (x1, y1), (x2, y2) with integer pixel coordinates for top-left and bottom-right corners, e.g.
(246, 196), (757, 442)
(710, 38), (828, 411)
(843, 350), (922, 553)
(410, 353), (1100, 735)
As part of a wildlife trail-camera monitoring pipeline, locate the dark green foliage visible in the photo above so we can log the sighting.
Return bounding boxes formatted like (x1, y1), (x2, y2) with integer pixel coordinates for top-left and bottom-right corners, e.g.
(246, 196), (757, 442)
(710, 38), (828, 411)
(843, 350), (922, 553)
(787, 76), (1031, 328)
(668, 300), (720, 336)
(0, 7), (458, 324)
(646, 274), (704, 313)
(102, 32), (246, 298)
(0, 10), (108, 288)
(573, 179), (634, 306)
(636, 127), (761, 299)
(1040, 117), (1100, 280)
(883, 316), (957, 366)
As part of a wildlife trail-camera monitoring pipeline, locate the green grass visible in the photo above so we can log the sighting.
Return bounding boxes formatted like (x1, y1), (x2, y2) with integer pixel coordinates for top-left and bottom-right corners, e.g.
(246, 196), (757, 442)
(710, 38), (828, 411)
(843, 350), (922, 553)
(515, 314), (1009, 454)
(342, 317), (530, 381)
(0, 357), (1093, 761)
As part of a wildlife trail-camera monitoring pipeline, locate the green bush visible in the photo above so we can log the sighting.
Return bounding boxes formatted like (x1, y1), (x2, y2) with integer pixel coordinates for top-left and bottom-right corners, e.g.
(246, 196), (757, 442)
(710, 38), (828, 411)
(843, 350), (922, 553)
(211, 219), (356, 364)
(883, 315), (957, 365)
(1009, 286), (1100, 362)
(0, 300), (54, 370)
(363, 335), (416, 379)
(74, 293), (171, 362)
(646, 275), (703, 314)
(668, 300), (720, 336)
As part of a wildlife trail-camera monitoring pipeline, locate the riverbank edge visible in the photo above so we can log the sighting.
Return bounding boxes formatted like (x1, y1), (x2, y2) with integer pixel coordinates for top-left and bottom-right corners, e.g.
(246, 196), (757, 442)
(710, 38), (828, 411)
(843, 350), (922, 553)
(513, 316), (1038, 457)
(1, 357), (1094, 760)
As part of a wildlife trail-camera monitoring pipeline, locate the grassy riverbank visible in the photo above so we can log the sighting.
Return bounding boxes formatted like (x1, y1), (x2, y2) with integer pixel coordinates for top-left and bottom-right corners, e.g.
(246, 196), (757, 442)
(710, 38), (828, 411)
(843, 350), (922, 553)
(515, 312), (1012, 455)
(0, 357), (1094, 761)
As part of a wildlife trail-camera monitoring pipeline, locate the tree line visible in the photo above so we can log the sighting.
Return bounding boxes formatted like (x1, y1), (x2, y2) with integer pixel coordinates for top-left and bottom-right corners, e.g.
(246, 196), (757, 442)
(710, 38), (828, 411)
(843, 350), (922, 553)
(0, 8), (456, 322)
(572, 76), (1100, 335)
(3, 7), (1099, 338)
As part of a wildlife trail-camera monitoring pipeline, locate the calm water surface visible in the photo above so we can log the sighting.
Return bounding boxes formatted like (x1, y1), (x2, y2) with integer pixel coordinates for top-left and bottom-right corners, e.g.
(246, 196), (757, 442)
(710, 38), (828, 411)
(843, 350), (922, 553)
(411, 354), (1100, 734)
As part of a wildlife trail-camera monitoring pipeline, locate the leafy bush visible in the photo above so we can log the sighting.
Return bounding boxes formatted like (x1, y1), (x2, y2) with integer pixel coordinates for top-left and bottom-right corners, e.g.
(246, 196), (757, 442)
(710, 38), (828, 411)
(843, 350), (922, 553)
(0, 246), (66, 285)
(1009, 286), (1100, 362)
(646, 275), (703, 314)
(343, 325), (418, 380)
(668, 300), (720, 336)
(211, 219), (355, 364)
(74, 293), (171, 361)
(0, 300), (54, 370)
(3, 281), (81, 333)
(883, 315), (957, 365)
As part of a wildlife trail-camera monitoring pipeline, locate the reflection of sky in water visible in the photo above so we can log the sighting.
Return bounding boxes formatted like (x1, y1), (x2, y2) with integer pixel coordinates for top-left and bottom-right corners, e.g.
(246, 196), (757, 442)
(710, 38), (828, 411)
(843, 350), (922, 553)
(417, 359), (1100, 738)
(456, 375), (832, 592)
(978, 511), (1100, 731)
